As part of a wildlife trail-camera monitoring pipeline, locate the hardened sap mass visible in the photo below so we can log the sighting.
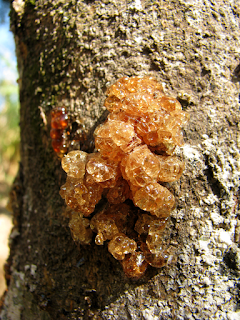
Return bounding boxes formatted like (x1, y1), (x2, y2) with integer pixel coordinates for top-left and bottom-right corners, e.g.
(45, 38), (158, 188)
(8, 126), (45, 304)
(60, 76), (189, 279)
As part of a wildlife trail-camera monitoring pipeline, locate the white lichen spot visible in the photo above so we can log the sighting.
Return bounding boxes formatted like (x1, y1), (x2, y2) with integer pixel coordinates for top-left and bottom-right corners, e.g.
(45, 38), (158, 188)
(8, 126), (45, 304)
(210, 210), (224, 225)
(202, 276), (211, 286)
(134, 36), (142, 44)
(192, 207), (204, 218)
(227, 311), (240, 320)
(202, 137), (217, 156)
(198, 239), (210, 253)
(30, 264), (37, 277)
(203, 193), (219, 205)
(24, 265), (30, 272)
(151, 30), (165, 42)
(202, 253), (216, 265)
(129, 0), (142, 11)
(218, 229), (232, 246)
(171, 208), (185, 220)
(15, 271), (25, 289)
(182, 144), (201, 161)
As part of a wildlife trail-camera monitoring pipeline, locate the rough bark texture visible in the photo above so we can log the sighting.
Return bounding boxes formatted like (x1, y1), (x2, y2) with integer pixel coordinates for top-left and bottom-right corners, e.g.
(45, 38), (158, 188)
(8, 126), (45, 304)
(1, 0), (240, 319)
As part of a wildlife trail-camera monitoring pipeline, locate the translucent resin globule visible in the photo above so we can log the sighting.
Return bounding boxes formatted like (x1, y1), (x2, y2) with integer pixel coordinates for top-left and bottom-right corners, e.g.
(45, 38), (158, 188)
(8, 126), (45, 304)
(60, 76), (188, 279)
(51, 107), (69, 156)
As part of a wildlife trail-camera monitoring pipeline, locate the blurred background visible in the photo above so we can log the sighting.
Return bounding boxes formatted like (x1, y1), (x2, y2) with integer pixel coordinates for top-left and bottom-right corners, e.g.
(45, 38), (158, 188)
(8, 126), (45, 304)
(0, 0), (20, 296)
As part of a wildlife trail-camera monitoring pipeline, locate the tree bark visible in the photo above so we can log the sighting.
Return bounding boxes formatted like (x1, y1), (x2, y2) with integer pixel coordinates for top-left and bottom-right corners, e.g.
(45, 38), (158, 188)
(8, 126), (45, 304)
(1, 0), (240, 319)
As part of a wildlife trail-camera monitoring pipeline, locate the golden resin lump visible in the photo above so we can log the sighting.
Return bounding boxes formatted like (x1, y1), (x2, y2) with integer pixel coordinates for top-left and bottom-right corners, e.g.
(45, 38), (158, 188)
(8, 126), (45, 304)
(60, 76), (188, 279)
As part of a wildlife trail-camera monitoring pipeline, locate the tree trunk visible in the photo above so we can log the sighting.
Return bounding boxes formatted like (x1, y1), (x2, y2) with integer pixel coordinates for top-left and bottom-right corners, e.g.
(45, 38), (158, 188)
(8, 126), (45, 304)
(1, 0), (239, 319)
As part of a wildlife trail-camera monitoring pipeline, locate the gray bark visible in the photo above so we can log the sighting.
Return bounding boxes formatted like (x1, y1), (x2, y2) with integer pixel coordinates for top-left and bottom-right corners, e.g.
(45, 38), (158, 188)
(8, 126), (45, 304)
(0, 0), (239, 319)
